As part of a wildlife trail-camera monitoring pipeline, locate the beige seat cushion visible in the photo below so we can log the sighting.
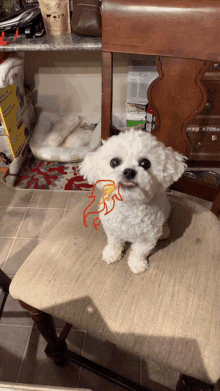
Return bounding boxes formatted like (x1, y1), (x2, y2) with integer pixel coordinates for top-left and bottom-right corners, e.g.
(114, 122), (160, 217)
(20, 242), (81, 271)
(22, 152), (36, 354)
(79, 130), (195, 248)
(10, 192), (220, 384)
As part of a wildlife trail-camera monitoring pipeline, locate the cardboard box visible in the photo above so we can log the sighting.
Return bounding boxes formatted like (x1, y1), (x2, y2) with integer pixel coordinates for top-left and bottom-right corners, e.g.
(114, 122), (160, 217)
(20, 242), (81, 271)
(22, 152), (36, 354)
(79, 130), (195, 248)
(0, 79), (35, 168)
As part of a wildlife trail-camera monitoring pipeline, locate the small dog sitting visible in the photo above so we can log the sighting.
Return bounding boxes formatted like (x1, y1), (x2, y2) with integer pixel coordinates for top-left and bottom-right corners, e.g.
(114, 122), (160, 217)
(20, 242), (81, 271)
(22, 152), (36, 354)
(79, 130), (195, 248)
(79, 129), (187, 274)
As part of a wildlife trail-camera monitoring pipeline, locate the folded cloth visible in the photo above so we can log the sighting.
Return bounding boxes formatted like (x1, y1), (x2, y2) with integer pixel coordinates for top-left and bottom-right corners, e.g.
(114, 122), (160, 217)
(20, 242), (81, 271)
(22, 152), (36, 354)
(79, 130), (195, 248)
(0, 52), (23, 88)
(89, 118), (101, 149)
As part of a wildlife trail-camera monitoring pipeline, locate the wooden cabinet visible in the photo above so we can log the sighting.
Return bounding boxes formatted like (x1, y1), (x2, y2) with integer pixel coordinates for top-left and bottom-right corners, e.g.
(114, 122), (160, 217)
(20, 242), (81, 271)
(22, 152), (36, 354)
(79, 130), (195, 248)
(200, 81), (220, 115)
(188, 62), (220, 161)
(187, 130), (220, 161)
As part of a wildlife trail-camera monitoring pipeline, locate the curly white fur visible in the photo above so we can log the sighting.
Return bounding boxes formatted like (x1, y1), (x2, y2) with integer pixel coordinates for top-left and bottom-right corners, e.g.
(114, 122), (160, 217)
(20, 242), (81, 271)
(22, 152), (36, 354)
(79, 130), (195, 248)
(79, 129), (187, 274)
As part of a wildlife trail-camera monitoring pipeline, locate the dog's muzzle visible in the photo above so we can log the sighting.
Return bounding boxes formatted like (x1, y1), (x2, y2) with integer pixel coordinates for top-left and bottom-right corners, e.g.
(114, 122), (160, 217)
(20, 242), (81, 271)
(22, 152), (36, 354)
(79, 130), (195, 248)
(121, 168), (137, 187)
(123, 168), (136, 180)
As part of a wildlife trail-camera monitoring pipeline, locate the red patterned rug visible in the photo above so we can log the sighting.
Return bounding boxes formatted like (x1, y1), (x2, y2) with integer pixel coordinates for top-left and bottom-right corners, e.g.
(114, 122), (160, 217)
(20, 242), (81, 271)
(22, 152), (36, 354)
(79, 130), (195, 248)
(10, 149), (93, 191)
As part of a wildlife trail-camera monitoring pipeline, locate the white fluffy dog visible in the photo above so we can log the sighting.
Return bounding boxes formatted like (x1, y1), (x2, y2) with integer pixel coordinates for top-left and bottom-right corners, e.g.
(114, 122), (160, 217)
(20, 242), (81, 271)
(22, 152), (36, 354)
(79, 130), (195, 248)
(79, 129), (187, 274)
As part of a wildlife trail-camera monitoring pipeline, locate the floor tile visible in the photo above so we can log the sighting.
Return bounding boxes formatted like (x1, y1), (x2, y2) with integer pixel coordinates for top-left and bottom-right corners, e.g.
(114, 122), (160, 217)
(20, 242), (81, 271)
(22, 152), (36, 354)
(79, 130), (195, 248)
(17, 327), (84, 387)
(66, 191), (90, 209)
(3, 238), (41, 275)
(0, 208), (26, 238)
(29, 190), (70, 209)
(16, 208), (64, 239)
(0, 324), (31, 383)
(0, 173), (4, 189)
(142, 358), (178, 391)
(161, 366), (180, 390)
(0, 185), (34, 208)
(79, 333), (141, 391)
(0, 238), (14, 268)
(1, 293), (32, 327)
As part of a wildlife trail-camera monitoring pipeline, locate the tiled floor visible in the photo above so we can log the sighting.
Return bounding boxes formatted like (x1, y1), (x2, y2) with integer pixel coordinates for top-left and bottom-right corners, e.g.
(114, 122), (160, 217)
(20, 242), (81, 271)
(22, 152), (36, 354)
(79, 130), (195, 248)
(0, 172), (217, 391)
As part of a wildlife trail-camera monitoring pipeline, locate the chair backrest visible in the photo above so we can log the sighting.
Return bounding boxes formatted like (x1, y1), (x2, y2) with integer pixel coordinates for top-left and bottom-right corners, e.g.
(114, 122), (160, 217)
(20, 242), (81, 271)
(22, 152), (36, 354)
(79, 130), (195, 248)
(101, 0), (220, 215)
(101, 0), (220, 155)
(102, 0), (220, 62)
(146, 56), (210, 155)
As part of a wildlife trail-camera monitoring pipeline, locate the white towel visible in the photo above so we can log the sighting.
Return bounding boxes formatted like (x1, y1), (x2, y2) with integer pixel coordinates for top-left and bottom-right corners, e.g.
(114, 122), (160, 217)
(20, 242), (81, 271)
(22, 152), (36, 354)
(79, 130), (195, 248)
(0, 53), (24, 89)
(89, 119), (101, 149)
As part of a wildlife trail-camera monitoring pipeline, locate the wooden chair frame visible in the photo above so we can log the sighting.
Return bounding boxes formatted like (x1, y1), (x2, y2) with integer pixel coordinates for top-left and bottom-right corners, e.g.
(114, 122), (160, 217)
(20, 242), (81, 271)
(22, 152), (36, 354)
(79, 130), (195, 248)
(101, 52), (220, 218)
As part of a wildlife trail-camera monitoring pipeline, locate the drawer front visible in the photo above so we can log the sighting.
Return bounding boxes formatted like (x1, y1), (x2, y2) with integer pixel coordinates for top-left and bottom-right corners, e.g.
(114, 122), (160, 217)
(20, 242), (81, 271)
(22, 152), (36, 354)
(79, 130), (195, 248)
(190, 117), (220, 126)
(187, 131), (220, 154)
(200, 81), (220, 115)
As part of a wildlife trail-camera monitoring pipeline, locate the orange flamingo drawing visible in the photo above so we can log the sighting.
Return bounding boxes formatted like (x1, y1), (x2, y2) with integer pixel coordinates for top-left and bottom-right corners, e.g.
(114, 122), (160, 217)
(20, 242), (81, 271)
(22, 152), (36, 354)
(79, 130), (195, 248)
(83, 180), (123, 230)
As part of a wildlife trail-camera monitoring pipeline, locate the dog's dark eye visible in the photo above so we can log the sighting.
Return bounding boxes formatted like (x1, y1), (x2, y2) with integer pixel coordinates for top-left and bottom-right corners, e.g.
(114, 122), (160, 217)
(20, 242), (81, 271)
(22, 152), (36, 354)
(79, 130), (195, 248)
(110, 157), (122, 168)
(139, 158), (151, 170)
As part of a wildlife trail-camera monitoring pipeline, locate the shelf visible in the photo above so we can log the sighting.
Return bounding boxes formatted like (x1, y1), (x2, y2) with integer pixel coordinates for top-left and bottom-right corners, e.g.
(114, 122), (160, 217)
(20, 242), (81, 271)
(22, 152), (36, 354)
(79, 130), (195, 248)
(0, 33), (101, 51)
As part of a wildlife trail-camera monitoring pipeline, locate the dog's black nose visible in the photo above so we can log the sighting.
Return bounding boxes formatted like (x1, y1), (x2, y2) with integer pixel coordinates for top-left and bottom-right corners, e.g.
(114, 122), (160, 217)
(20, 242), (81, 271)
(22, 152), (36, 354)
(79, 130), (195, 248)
(123, 168), (137, 180)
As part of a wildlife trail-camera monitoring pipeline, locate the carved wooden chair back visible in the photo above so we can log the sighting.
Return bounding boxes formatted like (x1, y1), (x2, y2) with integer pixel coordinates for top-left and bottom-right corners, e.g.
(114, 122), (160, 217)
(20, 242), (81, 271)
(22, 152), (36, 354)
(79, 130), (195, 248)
(101, 0), (220, 216)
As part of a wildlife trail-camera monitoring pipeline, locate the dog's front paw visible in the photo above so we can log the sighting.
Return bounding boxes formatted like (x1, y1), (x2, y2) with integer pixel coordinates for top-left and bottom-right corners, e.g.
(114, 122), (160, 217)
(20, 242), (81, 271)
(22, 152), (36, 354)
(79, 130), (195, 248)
(159, 222), (171, 240)
(128, 255), (149, 274)
(102, 244), (123, 264)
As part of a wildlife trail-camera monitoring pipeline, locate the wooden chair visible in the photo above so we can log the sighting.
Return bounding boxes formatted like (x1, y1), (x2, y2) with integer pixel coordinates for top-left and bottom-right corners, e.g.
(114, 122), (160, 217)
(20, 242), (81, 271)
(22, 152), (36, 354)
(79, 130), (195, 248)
(101, 0), (220, 217)
(3, 1), (220, 390)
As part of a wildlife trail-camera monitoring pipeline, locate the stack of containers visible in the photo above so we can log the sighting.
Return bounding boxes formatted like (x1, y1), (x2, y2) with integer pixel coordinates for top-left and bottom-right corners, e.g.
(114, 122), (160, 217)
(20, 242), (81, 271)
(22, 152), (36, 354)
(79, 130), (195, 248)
(126, 59), (158, 129)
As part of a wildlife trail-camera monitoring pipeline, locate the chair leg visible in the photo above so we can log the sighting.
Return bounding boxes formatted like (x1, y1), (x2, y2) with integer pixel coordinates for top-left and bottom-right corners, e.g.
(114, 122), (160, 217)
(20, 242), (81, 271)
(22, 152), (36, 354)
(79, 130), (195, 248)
(176, 374), (214, 391)
(211, 186), (220, 217)
(0, 269), (11, 292)
(19, 300), (68, 366)
(0, 269), (11, 320)
(101, 51), (113, 140)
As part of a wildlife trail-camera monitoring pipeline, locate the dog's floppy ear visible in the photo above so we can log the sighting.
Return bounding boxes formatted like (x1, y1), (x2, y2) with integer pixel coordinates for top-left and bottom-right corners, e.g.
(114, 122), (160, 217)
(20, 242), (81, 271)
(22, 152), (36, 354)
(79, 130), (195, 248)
(78, 146), (102, 184)
(161, 147), (187, 190)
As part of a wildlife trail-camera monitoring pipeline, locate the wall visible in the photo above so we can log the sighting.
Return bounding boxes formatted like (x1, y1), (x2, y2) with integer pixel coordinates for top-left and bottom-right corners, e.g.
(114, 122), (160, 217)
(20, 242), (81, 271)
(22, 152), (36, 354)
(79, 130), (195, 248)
(24, 51), (130, 126)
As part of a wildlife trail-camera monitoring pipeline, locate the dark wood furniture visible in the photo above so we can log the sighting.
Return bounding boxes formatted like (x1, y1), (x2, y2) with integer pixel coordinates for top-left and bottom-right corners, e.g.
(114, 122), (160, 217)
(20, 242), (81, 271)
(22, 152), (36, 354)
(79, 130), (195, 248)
(0, 269), (11, 321)
(187, 62), (220, 161)
(101, 0), (220, 217)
